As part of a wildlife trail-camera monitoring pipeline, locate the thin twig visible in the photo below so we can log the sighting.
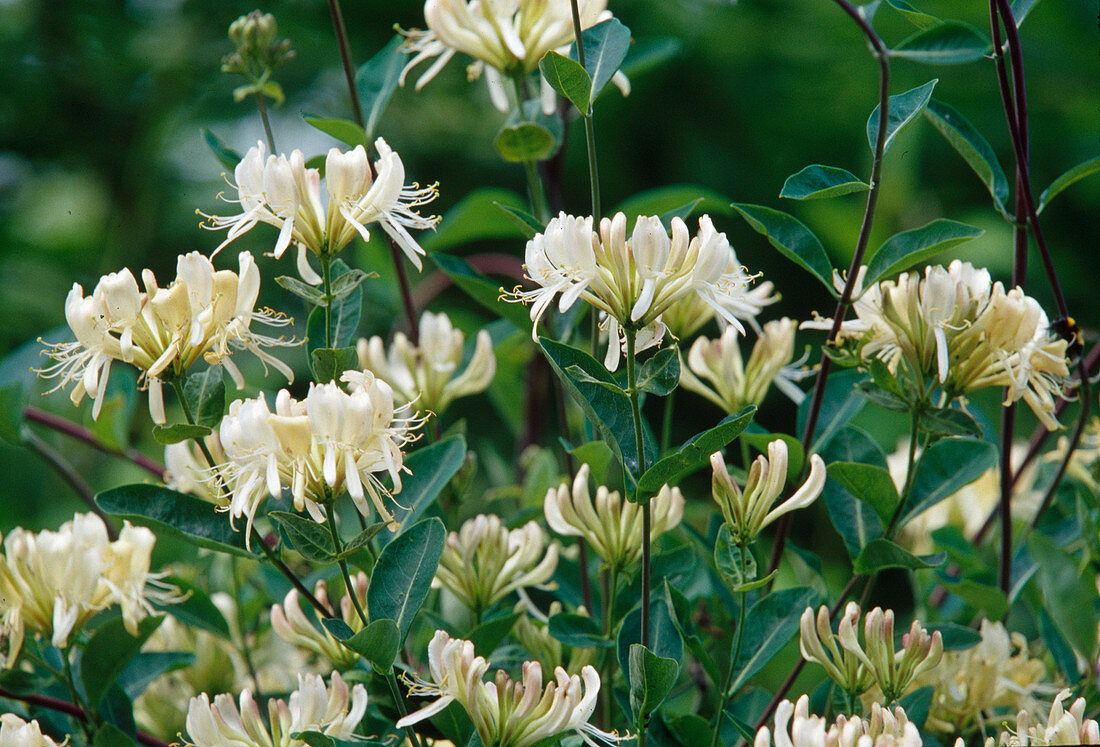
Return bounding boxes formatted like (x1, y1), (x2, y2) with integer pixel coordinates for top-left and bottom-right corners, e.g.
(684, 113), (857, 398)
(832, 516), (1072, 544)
(25, 405), (165, 477)
(23, 429), (118, 539)
(768, 0), (890, 577)
(326, 0), (365, 130)
(0, 686), (171, 747)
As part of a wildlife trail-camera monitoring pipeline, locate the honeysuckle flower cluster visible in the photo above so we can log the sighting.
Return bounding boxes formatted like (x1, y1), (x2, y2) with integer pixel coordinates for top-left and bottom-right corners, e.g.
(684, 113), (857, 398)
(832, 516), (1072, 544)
(216, 370), (421, 542)
(801, 603), (943, 702)
(184, 671), (367, 747)
(401, 0), (626, 115)
(985, 690), (1100, 746)
(0, 714), (66, 747)
(0, 513), (176, 666)
(508, 213), (767, 370)
(270, 573), (368, 669)
(802, 261), (1070, 428)
(398, 630), (626, 747)
(544, 463), (684, 571)
(204, 139), (438, 279)
(39, 251), (293, 424)
(754, 695), (922, 747)
(433, 514), (559, 614)
(680, 318), (808, 413)
(912, 620), (1048, 737)
(357, 310), (496, 415)
(165, 433), (227, 504)
(711, 440), (826, 546)
(662, 271), (779, 340)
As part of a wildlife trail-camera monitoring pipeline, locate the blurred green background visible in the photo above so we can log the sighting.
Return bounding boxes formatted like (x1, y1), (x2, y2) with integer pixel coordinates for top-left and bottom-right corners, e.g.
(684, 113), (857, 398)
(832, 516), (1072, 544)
(0, 0), (1096, 530)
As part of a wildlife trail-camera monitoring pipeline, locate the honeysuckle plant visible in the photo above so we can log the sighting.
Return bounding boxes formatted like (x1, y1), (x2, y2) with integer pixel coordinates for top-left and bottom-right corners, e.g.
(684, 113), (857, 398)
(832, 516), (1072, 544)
(3, 1), (1099, 747)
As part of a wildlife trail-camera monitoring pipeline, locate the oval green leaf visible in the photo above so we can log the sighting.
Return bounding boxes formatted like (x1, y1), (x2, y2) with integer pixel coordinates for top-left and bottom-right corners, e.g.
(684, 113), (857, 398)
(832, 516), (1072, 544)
(1038, 156), (1100, 213)
(494, 122), (556, 163)
(637, 407), (755, 494)
(864, 218), (983, 285)
(892, 21), (991, 65)
(867, 80), (938, 156)
(780, 165), (869, 201)
(731, 203), (835, 294)
(367, 517), (446, 640)
(539, 51), (592, 113)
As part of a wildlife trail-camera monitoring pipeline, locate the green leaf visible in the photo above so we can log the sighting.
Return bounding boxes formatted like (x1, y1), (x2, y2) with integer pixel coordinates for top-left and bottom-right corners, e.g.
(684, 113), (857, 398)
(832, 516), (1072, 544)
(896, 686), (934, 730)
(867, 80), (938, 156)
(81, 615), (164, 708)
(629, 643), (679, 727)
(156, 576), (231, 639)
(569, 440), (616, 485)
(368, 517), (446, 640)
(183, 367), (225, 428)
(727, 587), (821, 694)
(494, 201), (543, 240)
(494, 122), (556, 163)
(310, 347), (359, 384)
(731, 204), (835, 294)
(0, 384), (25, 445)
(864, 219), (983, 285)
(307, 261), (363, 351)
(821, 427), (886, 557)
(424, 188), (528, 251)
(269, 511), (337, 563)
(668, 715), (712, 747)
(329, 269), (374, 301)
(714, 525), (776, 592)
(924, 99), (1009, 211)
(565, 364), (627, 395)
(468, 610), (522, 656)
(303, 114), (367, 149)
(892, 21), (990, 64)
(1038, 156), (1100, 213)
(1028, 534), (1098, 659)
(939, 577), (1008, 619)
(780, 165), (869, 200)
(540, 338), (655, 488)
(658, 198), (706, 228)
(93, 724), (138, 747)
(201, 128), (242, 171)
(338, 522), (387, 559)
(341, 618), (403, 673)
(899, 437), (997, 526)
(97, 484), (255, 558)
(797, 370), (868, 454)
(925, 622), (982, 651)
(356, 34), (405, 142)
(1011, 0), (1041, 26)
(619, 37), (681, 78)
(118, 651), (194, 700)
(151, 423), (211, 445)
(389, 436), (467, 530)
(739, 431), (805, 483)
(635, 348), (679, 396)
(613, 185), (731, 230)
(539, 51), (592, 113)
(882, 0), (939, 28)
(276, 275), (327, 305)
(1038, 606), (1081, 683)
(827, 462), (900, 526)
(853, 539), (945, 573)
(574, 18), (632, 101)
(430, 253), (532, 331)
(617, 597), (684, 675)
(637, 407), (755, 494)
(549, 612), (613, 649)
(920, 407), (983, 439)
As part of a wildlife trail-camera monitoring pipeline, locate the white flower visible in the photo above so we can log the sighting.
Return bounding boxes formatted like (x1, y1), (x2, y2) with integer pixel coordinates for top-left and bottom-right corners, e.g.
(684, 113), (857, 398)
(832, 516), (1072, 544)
(434, 514), (559, 614)
(754, 695), (922, 747)
(39, 251), (293, 424)
(204, 139), (438, 277)
(711, 440), (826, 546)
(216, 371), (422, 543)
(0, 513), (177, 665)
(401, 0), (627, 115)
(358, 310), (496, 415)
(164, 433), (226, 504)
(398, 630), (628, 747)
(544, 463), (684, 570)
(507, 213), (768, 371)
(270, 573), (368, 670)
(680, 318), (808, 413)
(184, 671), (367, 747)
(992, 690), (1100, 746)
(0, 714), (67, 747)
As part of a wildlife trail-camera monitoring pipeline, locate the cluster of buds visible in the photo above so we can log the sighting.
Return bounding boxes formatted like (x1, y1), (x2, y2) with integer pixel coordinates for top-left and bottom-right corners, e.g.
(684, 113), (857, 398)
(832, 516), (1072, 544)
(680, 318), (807, 414)
(987, 690), (1100, 746)
(803, 261), (1069, 428)
(216, 371), (421, 542)
(398, 630), (626, 747)
(401, 0), (624, 114)
(0, 714), (66, 747)
(508, 213), (766, 371)
(913, 620), (1047, 737)
(0, 513), (176, 666)
(221, 11), (295, 104)
(800, 603), (943, 702)
(544, 463), (684, 571)
(358, 310), (496, 416)
(513, 601), (596, 677)
(205, 140), (438, 280)
(754, 695), (921, 747)
(39, 251), (293, 424)
(711, 440), (826, 547)
(434, 514), (559, 615)
(270, 573), (368, 670)
(184, 672), (367, 747)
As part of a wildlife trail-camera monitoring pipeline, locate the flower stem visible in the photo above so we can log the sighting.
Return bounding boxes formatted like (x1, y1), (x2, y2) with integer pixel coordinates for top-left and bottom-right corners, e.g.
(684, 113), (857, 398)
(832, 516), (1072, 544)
(624, 328), (652, 644)
(709, 589), (747, 747)
(254, 93), (276, 152)
(321, 253), (334, 350)
(386, 666), (428, 747)
(601, 565), (620, 728)
(325, 0), (365, 130)
(230, 555), (264, 699)
(24, 405), (165, 478)
(660, 388), (675, 455)
(768, 0), (891, 578)
(324, 502), (369, 626)
(510, 75), (550, 223)
(568, 0), (601, 220)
